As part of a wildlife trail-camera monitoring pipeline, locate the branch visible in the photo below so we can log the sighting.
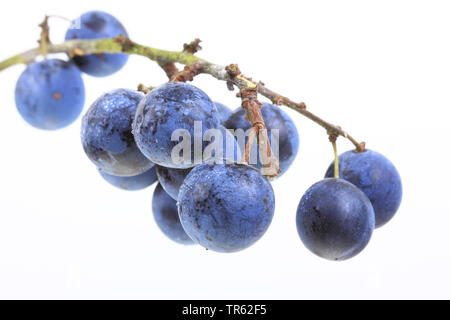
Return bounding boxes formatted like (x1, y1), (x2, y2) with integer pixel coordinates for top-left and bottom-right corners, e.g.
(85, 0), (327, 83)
(257, 85), (365, 152)
(0, 37), (204, 71)
(158, 38), (203, 80)
(0, 36), (366, 167)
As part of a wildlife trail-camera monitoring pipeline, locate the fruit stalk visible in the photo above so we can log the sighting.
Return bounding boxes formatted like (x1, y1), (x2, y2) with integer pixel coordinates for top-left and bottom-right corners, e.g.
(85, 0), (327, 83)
(332, 140), (339, 179)
(0, 36), (365, 152)
(328, 133), (340, 178)
(242, 126), (257, 165)
(240, 88), (280, 177)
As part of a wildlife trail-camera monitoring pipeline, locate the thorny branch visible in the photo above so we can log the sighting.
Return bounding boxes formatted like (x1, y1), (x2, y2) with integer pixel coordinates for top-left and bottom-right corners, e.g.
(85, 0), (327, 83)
(0, 35), (367, 176)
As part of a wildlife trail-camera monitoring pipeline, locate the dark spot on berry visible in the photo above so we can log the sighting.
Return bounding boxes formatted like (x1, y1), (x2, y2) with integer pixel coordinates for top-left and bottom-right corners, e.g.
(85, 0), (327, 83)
(84, 14), (106, 31)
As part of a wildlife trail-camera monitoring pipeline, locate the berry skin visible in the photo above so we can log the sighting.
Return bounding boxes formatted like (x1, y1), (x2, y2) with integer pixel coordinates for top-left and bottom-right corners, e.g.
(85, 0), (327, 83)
(178, 162), (275, 253)
(156, 126), (242, 201)
(133, 82), (221, 168)
(15, 59), (85, 130)
(65, 11), (128, 77)
(98, 167), (157, 191)
(296, 178), (375, 261)
(214, 101), (232, 123)
(225, 102), (299, 177)
(156, 166), (192, 201)
(81, 89), (154, 176)
(324, 150), (402, 228)
(152, 183), (195, 245)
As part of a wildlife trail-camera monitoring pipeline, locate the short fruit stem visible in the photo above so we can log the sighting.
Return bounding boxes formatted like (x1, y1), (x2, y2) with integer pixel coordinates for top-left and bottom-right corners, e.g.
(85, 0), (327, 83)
(242, 126), (257, 165)
(332, 139), (339, 179)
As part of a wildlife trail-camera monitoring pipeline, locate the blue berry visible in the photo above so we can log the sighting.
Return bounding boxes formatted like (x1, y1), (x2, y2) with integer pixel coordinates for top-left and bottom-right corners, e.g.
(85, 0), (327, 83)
(15, 59), (85, 130)
(156, 126), (242, 201)
(65, 11), (128, 77)
(133, 82), (221, 168)
(81, 89), (153, 176)
(152, 183), (195, 245)
(225, 102), (299, 177)
(214, 101), (232, 123)
(325, 149), (402, 228)
(296, 178), (375, 261)
(156, 166), (192, 201)
(178, 162), (275, 252)
(98, 167), (157, 191)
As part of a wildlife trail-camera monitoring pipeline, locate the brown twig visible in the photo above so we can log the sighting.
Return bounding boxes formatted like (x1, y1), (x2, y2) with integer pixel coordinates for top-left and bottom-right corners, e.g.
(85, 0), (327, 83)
(243, 126), (257, 164)
(160, 38), (202, 80)
(159, 62), (179, 79)
(170, 61), (203, 82)
(260, 82), (365, 152)
(183, 38), (202, 54)
(201, 62), (366, 153)
(239, 88), (280, 177)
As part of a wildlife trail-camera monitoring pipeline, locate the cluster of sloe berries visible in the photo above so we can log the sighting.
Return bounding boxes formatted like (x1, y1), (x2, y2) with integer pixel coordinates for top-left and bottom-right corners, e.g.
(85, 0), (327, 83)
(12, 10), (402, 260)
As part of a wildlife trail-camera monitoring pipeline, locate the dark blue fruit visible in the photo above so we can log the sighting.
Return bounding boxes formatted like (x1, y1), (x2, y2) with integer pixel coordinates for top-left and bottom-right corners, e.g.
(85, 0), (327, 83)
(81, 89), (153, 176)
(15, 59), (85, 130)
(296, 178), (375, 261)
(178, 162), (275, 253)
(156, 126), (242, 201)
(155, 166), (192, 200)
(65, 11), (128, 77)
(225, 102), (299, 177)
(133, 82), (221, 168)
(152, 183), (195, 245)
(98, 166), (157, 191)
(325, 149), (402, 228)
(214, 101), (232, 123)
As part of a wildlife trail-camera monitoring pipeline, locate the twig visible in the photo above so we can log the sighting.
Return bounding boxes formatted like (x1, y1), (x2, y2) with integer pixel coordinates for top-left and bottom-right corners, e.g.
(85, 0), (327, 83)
(0, 36), (367, 177)
(159, 61), (179, 79)
(162, 38), (202, 80)
(38, 16), (51, 57)
(242, 127), (257, 164)
(170, 61), (203, 82)
(240, 88), (280, 177)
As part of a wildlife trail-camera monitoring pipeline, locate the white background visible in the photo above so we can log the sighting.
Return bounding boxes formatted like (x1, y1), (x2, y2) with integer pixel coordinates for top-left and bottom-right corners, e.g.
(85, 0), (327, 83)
(0, 0), (448, 299)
